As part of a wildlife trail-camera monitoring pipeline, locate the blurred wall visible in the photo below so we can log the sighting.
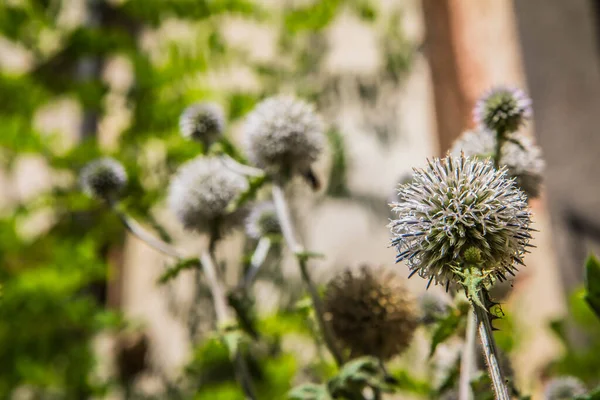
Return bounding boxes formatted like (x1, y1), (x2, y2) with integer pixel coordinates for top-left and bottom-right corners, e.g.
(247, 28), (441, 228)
(514, 0), (600, 293)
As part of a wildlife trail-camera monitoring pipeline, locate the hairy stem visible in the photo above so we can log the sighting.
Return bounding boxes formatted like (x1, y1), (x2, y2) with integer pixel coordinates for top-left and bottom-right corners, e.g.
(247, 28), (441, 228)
(472, 294), (510, 400)
(271, 182), (345, 366)
(220, 154), (265, 177)
(459, 307), (477, 400)
(242, 237), (272, 289)
(200, 246), (257, 400)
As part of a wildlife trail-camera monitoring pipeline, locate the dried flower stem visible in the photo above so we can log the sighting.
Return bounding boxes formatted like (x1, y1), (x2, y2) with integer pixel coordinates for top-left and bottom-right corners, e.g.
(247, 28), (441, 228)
(472, 292), (510, 400)
(459, 308), (476, 400)
(200, 244), (257, 400)
(243, 237), (272, 288)
(271, 182), (345, 366)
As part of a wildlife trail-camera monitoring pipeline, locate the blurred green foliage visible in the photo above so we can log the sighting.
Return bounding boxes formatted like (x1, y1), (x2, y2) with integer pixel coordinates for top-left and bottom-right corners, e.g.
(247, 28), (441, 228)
(0, 0), (417, 397)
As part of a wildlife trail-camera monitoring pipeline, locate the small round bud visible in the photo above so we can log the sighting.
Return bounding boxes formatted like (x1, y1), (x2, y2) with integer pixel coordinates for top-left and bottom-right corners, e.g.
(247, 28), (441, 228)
(417, 291), (450, 325)
(324, 265), (418, 360)
(179, 102), (225, 145)
(168, 157), (248, 234)
(243, 95), (324, 178)
(474, 87), (532, 134)
(389, 155), (533, 288)
(245, 202), (281, 239)
(451, 129), (545, 199)
(544, 376), (586, 400)
(80, 157), (127, 201)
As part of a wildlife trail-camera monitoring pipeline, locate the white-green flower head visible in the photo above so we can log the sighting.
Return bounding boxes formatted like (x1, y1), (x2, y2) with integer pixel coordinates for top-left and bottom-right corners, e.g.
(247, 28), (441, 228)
(179, 102), (225, 145)
(451, 129), (545, 198)
(168, 156), (248, 234)
(243, 95), (324, 178)
(389, 155), (533, 289)
(80, 157), (127, 202)
(474, 86), (532, 134)
(245, 201), (281, 239)
(544, 376), (586, 400)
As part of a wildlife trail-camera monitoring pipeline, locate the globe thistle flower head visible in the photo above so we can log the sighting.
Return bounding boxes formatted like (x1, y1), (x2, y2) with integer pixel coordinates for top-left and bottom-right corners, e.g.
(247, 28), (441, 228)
(450, 129), (545, 198)
(179, 102), (225, 145)
(389, 155), (532, 289)
(474, 86), (532, 134)
(245, 202), (281, 239)
(168, 157), (248, 234)
(323, 265), (418, 360)
(243, 95), (324, 178)
(544, 376), (586, 400)
(80, 157), (127, 202)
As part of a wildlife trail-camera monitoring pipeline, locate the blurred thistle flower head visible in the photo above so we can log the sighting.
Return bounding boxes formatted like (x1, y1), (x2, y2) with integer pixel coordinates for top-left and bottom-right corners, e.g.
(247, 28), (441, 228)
(80, 157), (127, 202)
(245, 201), (281, 239)
(243, 95), (324, 179)
(168, 156), (248, 234)
(474, 86), (532, 134)
(179, 102), (225, 145)
(544, 376), (587, 400)
(451, 129), (545, 198)
(417, 291), (451, 325)
(389, 155), (532, 289)
(323, 265), (418, 360)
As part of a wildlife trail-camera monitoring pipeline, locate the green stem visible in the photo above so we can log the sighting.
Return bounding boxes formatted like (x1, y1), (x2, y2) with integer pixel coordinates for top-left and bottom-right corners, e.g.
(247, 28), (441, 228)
(271, 182), (345, 367)
(472, 292), (510, 400)
(459, 308), (476, 400)
(493, 129), (506, 169)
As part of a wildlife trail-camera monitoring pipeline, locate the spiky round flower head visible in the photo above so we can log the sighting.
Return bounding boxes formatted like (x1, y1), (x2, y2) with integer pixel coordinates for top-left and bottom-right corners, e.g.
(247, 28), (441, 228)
(80, 157), (127, 201)
(417, 291), (450, 324)
(243, 95), (324, 177)
(389, 155), (532, 289)
(544, 376), (587, 400)
(450, 129), (545, 198)
(168, 157), (248, 234)
(245, 202), (281, 239)
(179, 102), (225, 145)
(323, 265), (418, 360)
(474, 86), (532, 134)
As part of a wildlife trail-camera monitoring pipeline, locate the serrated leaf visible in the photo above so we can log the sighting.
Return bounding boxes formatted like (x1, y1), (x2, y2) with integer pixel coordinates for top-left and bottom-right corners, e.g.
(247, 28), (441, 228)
(288, 383), (332, 400)
(584, 254), (600, 321)
(429, 310), (463, 357)
(329, 356), (393, 397)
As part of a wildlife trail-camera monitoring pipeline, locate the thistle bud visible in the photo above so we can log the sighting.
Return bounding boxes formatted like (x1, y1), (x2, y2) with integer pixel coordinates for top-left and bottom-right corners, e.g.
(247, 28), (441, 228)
(474, 86), (532, 134)
(168, 156), (248, 234)
(323, 265), (418, 360)
(80, 157), (127, 202)
(179, 102), (225, 145)
(450, 129), (545, 199)
(389, 155), (533, 288)
(245, 202), (281, 239)
(243, 96), (324, 180)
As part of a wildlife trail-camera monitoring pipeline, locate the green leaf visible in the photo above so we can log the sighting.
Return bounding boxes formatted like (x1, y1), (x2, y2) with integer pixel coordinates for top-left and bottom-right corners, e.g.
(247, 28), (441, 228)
(325, 129), (349, 198)
(288, 383), (332, 400)
(329, 356), (393, 397)
(429, 309), (464, 357)
(575, 385), (600, 400)
(157, 258), (200, 284)
(584, 254), (600, 321)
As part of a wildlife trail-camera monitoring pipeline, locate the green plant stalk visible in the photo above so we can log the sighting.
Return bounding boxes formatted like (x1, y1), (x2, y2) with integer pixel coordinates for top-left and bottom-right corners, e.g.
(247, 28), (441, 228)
(493, 129), (506, 169)
(271, 182), (345, 367)
(459, 308), (476, 400)
(472, 294), (510, 400)
(200, 247), (257, 400)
